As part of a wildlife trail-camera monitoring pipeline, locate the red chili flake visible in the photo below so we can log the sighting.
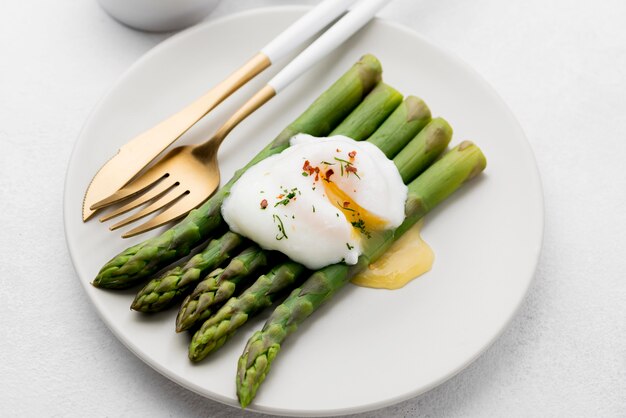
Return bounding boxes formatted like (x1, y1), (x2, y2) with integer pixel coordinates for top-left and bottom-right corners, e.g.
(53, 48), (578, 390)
(325, 168), (334, 180)
(303, 160), (315, 175)
(343, 201), (350, 208)
(314, 167), (320, 173)
(260, 199), (268, 209)
(277, 194), (284, 199)
(348, 150), (357, 158)
(315, 173), (319, 181)
(346, 165), (358, 174)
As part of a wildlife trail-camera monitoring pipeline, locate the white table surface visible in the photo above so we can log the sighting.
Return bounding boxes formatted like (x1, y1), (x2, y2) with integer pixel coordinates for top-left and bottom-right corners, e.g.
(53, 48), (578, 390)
(1, 1), (625, 416)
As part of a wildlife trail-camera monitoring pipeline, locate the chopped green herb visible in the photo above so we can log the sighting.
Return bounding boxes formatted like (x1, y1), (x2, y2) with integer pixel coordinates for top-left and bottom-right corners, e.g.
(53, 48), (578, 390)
(346, 243), (354, 250)
(351, 219), (371, 238)
(312, 205), (316, 213)
(302, 172), (309, 177)
(273, 214), (288, 240)
(274, 198), (290, 207)
(274, 187), (299, 207)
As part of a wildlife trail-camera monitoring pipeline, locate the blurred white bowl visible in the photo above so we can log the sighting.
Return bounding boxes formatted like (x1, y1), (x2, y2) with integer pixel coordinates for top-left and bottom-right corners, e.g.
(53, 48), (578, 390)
(97, 0), (221, 32)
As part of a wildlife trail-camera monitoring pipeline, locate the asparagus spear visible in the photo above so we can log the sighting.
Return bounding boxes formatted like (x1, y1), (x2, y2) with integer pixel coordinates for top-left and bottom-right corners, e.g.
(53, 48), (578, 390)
(188, 262), (306, 359)
(92, 55), (383, 289)
(367, 95), (432, 158)
(330, 82), (403, 140)
(172, 246), (270, 326)
(236, 142), (487, 407)
(330, 82), (402, 139)
(130, 232), (245, 312)
(187, 116), (449, 360)
(394, 117), (453, 183)
(131, 82), (404, 312)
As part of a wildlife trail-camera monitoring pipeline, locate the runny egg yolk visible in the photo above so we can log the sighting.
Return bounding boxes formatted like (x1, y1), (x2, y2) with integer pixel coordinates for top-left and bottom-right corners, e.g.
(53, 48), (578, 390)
(322, 179), (389, 234)
(351, 220), (434, 290)
(323, 165), (434, 290)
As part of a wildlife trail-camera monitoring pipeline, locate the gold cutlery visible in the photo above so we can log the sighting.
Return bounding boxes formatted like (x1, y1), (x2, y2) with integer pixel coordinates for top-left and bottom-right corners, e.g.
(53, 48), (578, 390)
(90, 0), (391, 237)
(82, 0), (357, 222)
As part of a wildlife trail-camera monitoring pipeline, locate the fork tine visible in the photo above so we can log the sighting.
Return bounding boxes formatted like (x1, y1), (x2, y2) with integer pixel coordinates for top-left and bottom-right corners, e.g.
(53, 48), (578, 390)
(121, 192), (205, 238)
(109, 188), (187, 231)
(99, 178), (179, 222)
(90, 169), (169, 211)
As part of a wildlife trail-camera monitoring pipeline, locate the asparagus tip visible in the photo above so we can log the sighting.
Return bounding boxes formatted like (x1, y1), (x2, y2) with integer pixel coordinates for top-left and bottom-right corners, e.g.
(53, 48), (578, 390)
(130, 299), (140, 311)
(238, 391), (252, 409)
(237, 353), (254, 408)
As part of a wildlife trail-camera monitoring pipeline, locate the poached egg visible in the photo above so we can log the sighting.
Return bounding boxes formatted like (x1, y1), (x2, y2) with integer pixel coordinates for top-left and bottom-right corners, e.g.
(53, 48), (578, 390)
(221, 134), (407, 269)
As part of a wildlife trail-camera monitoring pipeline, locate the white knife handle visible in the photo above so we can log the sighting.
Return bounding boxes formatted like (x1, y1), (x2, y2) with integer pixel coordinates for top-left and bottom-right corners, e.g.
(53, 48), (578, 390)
(268, 0), (391, 93)
(260, 0), (358, 63)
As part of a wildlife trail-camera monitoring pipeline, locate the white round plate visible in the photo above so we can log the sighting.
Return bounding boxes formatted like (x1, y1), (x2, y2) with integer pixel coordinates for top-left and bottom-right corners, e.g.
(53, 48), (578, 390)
(64, 6), (543, 416)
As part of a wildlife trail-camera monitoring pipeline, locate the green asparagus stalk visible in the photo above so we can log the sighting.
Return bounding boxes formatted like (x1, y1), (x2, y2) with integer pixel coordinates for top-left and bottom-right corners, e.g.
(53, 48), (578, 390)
(236, 142), (487, 407)
(173, 84), (405, 325)
(130, 232), (245, 312)
(330, 82), (402, 139)
(131, 82), (405, 313)
(174, 246), (270, 330)
(367, 95), (432, 158)
(188, 262), (306, 360)
(394, 117), (453, 183)
(92, 55), (383, 289)
(187, 115), (448, 361)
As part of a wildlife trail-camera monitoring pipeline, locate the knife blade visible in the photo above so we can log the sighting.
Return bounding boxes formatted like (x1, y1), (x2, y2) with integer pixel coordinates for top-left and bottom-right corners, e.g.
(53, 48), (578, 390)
(81, 53), (272, 221)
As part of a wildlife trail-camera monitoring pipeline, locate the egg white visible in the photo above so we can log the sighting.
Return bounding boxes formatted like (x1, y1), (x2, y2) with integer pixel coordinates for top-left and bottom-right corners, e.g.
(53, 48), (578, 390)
(221, 134), (407, 269)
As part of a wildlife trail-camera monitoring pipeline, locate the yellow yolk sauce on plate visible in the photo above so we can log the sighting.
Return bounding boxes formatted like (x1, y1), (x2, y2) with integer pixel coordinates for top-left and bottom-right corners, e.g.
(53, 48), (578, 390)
(352, 220), (434, 289)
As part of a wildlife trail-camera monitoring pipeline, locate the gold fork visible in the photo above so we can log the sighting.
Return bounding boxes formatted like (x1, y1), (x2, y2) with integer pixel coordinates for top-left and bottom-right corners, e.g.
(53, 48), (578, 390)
(93, 0), (392, 237)
(92, 85), (275, 237)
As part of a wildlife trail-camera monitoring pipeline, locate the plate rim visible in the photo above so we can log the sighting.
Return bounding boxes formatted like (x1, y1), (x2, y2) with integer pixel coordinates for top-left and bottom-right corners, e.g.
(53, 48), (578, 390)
(63, 6), (544, 416)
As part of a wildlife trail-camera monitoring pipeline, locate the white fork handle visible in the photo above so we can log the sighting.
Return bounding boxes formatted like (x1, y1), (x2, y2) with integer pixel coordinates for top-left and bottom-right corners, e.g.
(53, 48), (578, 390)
(261, 0), (358, 63)
(268, 0), (392, 93)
